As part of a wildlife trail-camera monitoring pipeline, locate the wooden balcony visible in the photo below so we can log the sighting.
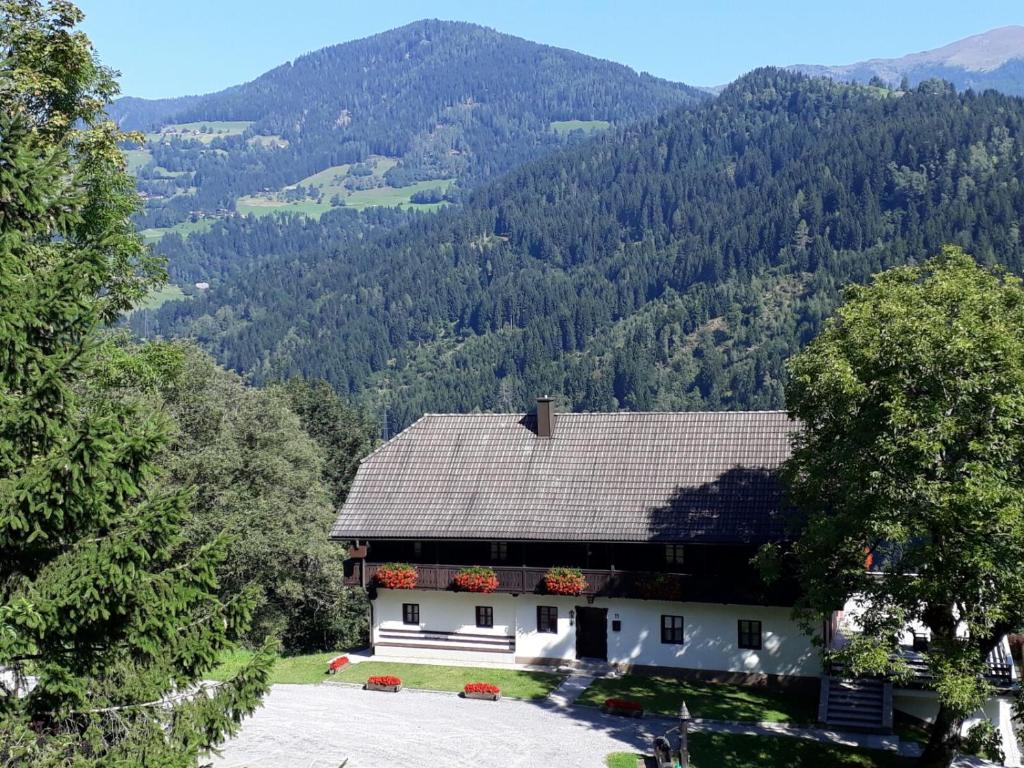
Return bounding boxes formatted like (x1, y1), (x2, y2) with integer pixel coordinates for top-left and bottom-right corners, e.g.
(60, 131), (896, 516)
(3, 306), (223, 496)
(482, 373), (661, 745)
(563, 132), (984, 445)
(343, 561), (798, 606)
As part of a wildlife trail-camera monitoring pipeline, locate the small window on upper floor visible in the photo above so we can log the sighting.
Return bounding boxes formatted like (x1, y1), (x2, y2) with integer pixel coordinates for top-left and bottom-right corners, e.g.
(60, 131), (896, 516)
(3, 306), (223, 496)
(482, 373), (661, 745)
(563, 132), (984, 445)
(412, 541), (423, 558)
(490, 541), (508, 561)
(665, 543), (685, 566)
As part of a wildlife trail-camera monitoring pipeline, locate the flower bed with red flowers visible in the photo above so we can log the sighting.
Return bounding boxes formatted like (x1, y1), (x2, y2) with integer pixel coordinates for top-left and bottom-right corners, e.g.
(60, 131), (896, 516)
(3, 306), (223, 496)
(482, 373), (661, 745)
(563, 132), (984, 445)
(543, 567), (587, 596)
(374, 563), (417, 589)
(326, 655), (350, 674)
(365, 674), (402, 692)
(463, 681), (501, 700)
(602, 697), (644, 717)
(453, 566), (499, 593)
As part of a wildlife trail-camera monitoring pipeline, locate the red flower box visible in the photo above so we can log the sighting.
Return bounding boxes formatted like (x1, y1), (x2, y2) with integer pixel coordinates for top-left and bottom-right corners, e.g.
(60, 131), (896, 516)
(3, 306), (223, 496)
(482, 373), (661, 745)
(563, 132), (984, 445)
(326, 655), (350, 674)
(544, 567), (587, 596)
(464, 682), (501, 701)
(603, 697), (644, 717)
(453, 566), (499, 593)
(374, 563), (417, 590)
(366, 675), (402, 692)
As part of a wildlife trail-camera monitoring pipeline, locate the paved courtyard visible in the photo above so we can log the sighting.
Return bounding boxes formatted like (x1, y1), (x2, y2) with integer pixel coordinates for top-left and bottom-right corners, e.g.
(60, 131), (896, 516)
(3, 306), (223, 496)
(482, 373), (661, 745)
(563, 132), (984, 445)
(211, 683), (654, 768)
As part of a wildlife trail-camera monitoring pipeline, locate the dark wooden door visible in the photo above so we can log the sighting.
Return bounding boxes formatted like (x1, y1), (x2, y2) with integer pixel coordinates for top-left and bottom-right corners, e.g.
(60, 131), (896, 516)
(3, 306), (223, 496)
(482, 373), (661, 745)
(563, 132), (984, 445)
(575, 606), (608, 660)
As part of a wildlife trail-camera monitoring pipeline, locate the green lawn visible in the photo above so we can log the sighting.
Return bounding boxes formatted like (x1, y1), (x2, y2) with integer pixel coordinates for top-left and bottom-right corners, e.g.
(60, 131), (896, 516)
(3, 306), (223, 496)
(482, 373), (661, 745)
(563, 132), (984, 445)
(210, 650), (347, 685)
(550, 119), (611, 135)
(208, 653), (566, 698)
(605, 753), (640, 768)
(146, 120), (252, 144)
(606, 733), (911, 767)
(235, 197), (335, 219)
(341, 178), (453, 210)
(123, 147), (152, 174)
(141, 218), (218, 243)
(236, 177), (452, 218)
(130, 284), (188, 312)
(578, 674), (818, 724)
(332, 660), (565, 700)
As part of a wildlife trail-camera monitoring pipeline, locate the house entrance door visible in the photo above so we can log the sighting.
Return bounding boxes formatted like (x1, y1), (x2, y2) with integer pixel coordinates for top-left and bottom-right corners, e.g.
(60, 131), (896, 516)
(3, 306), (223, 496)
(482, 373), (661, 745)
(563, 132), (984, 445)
(575, 606), (608, 661)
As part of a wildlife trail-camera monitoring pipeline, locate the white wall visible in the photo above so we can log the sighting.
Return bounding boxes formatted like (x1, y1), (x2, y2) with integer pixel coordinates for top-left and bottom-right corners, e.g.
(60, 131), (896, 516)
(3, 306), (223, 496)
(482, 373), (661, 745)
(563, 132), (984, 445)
(371, 590), (820, 677)
(601, 599), (820, 677)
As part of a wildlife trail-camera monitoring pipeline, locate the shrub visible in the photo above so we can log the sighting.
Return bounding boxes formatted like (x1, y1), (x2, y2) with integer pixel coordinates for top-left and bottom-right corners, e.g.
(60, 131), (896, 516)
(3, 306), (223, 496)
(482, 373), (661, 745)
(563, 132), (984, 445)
(464, 682), (501, 695)
(367, 675), (402, 687)
(453, 566), (499, 593)
(963, 720), (1004, 763)
(544, 567), (587, 595)
(374, 563), (417, 589)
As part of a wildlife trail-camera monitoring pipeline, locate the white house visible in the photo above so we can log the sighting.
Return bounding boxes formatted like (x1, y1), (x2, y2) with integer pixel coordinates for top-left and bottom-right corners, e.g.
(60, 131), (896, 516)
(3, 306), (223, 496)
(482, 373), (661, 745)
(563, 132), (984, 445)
(333, 399), (1019, 763)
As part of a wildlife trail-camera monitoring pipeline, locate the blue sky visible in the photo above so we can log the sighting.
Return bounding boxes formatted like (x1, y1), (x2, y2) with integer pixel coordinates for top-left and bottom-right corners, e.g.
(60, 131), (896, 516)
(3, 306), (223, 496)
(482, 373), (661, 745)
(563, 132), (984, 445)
(80, 1), (1023, 99)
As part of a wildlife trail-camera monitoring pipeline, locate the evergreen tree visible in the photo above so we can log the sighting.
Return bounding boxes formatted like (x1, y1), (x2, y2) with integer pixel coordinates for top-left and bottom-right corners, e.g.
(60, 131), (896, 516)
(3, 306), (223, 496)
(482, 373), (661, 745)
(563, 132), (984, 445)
(0, 3), (271, 765)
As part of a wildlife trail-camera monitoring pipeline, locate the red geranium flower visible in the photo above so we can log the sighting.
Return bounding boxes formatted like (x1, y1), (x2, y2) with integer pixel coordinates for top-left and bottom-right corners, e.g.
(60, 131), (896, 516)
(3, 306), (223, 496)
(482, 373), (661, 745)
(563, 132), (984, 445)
(368, 675), (402, 686)
(327, 656), (349, 672)
(464, 682), (501, 695)
(453, 566), (499, 593)
(374, 563), (417, 589)
(544, 567), (587, 595)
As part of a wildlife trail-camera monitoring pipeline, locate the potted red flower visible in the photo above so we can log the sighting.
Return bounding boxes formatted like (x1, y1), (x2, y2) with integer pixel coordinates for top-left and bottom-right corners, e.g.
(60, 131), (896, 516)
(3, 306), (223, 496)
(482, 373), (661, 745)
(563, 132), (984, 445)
(544, 567), (587, 596)
(602, 697), (644, 717)
(453, 566), (499, 593)
(366, 674), (402, 692)
(326, 655), (350, 674)
(463, 682), (501, 701)
(374, 563), (417, 590)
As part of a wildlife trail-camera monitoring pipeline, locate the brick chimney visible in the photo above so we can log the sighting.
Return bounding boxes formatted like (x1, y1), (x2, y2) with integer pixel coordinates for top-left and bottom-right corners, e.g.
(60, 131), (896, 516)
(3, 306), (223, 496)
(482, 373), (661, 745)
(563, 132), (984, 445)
(536, 396), (556, 438)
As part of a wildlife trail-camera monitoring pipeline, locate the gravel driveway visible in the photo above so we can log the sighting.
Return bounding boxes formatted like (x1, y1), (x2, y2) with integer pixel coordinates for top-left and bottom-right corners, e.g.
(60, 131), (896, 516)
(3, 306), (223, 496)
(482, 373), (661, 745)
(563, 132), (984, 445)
(210, 683), (654, 768)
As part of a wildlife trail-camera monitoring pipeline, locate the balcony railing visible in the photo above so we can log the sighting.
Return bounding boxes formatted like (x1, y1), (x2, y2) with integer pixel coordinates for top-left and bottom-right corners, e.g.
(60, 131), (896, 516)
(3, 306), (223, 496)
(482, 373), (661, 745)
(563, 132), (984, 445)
(343, 561), (798, 605)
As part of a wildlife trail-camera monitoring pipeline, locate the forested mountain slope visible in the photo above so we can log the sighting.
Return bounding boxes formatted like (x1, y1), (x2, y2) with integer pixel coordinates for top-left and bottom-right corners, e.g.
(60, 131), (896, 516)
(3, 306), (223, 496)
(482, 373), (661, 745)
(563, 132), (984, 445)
(112, 20), (705, 231)
(791, 26), (1024, 95)
(137, 70), (1024, 432)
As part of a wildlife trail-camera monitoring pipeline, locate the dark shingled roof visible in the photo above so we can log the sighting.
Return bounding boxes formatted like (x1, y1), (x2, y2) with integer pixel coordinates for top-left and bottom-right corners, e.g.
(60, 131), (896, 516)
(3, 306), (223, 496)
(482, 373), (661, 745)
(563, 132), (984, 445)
(331, 410), (799, 544)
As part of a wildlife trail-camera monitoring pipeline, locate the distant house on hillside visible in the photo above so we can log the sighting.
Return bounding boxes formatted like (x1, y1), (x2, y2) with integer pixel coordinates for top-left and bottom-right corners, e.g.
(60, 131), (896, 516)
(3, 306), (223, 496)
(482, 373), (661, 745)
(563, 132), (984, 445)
(333, 398), (1020, 764)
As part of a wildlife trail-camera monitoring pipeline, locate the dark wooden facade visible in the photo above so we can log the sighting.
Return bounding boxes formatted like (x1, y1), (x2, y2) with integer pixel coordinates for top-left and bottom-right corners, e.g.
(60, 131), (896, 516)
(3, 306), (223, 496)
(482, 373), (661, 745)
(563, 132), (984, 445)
(343, 539), (799, 606)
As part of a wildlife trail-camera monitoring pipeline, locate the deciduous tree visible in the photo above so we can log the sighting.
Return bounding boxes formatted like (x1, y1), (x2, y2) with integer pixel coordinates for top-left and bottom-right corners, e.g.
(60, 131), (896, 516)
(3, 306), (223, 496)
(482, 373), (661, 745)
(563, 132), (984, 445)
(784, 248), (1024, 767)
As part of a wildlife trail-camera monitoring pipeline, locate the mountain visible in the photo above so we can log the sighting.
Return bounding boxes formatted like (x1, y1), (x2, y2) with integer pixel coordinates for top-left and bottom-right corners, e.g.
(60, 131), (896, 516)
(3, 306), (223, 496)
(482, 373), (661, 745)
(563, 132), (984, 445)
(112, 20), (707, 234)
(133, 70), (1024, 432)
(790, 26), (1024, 95)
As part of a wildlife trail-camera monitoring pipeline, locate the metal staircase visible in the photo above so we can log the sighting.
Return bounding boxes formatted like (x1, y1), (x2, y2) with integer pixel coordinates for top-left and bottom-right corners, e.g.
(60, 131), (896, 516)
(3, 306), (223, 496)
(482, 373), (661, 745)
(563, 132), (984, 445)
(819, 676), (893, 733)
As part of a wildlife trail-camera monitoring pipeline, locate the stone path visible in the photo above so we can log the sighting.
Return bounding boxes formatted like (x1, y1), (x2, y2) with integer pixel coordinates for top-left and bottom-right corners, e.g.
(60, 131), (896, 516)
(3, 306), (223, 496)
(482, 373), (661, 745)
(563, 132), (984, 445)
(548, 670), (599, 708)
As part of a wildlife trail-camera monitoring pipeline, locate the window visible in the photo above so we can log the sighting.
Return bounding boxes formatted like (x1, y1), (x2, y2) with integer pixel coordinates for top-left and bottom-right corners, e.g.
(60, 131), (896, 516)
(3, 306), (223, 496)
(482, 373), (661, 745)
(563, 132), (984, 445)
(537, 606), (558, 633)
(476, 606), (494, 628)
(490, 541), (508, 561)
(412, 541), (423, 558)
(664, 543), (685, 565)
(402, 603), (420, 625)
(661, 614), (685, 644)
(738, 620), (762, 650)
